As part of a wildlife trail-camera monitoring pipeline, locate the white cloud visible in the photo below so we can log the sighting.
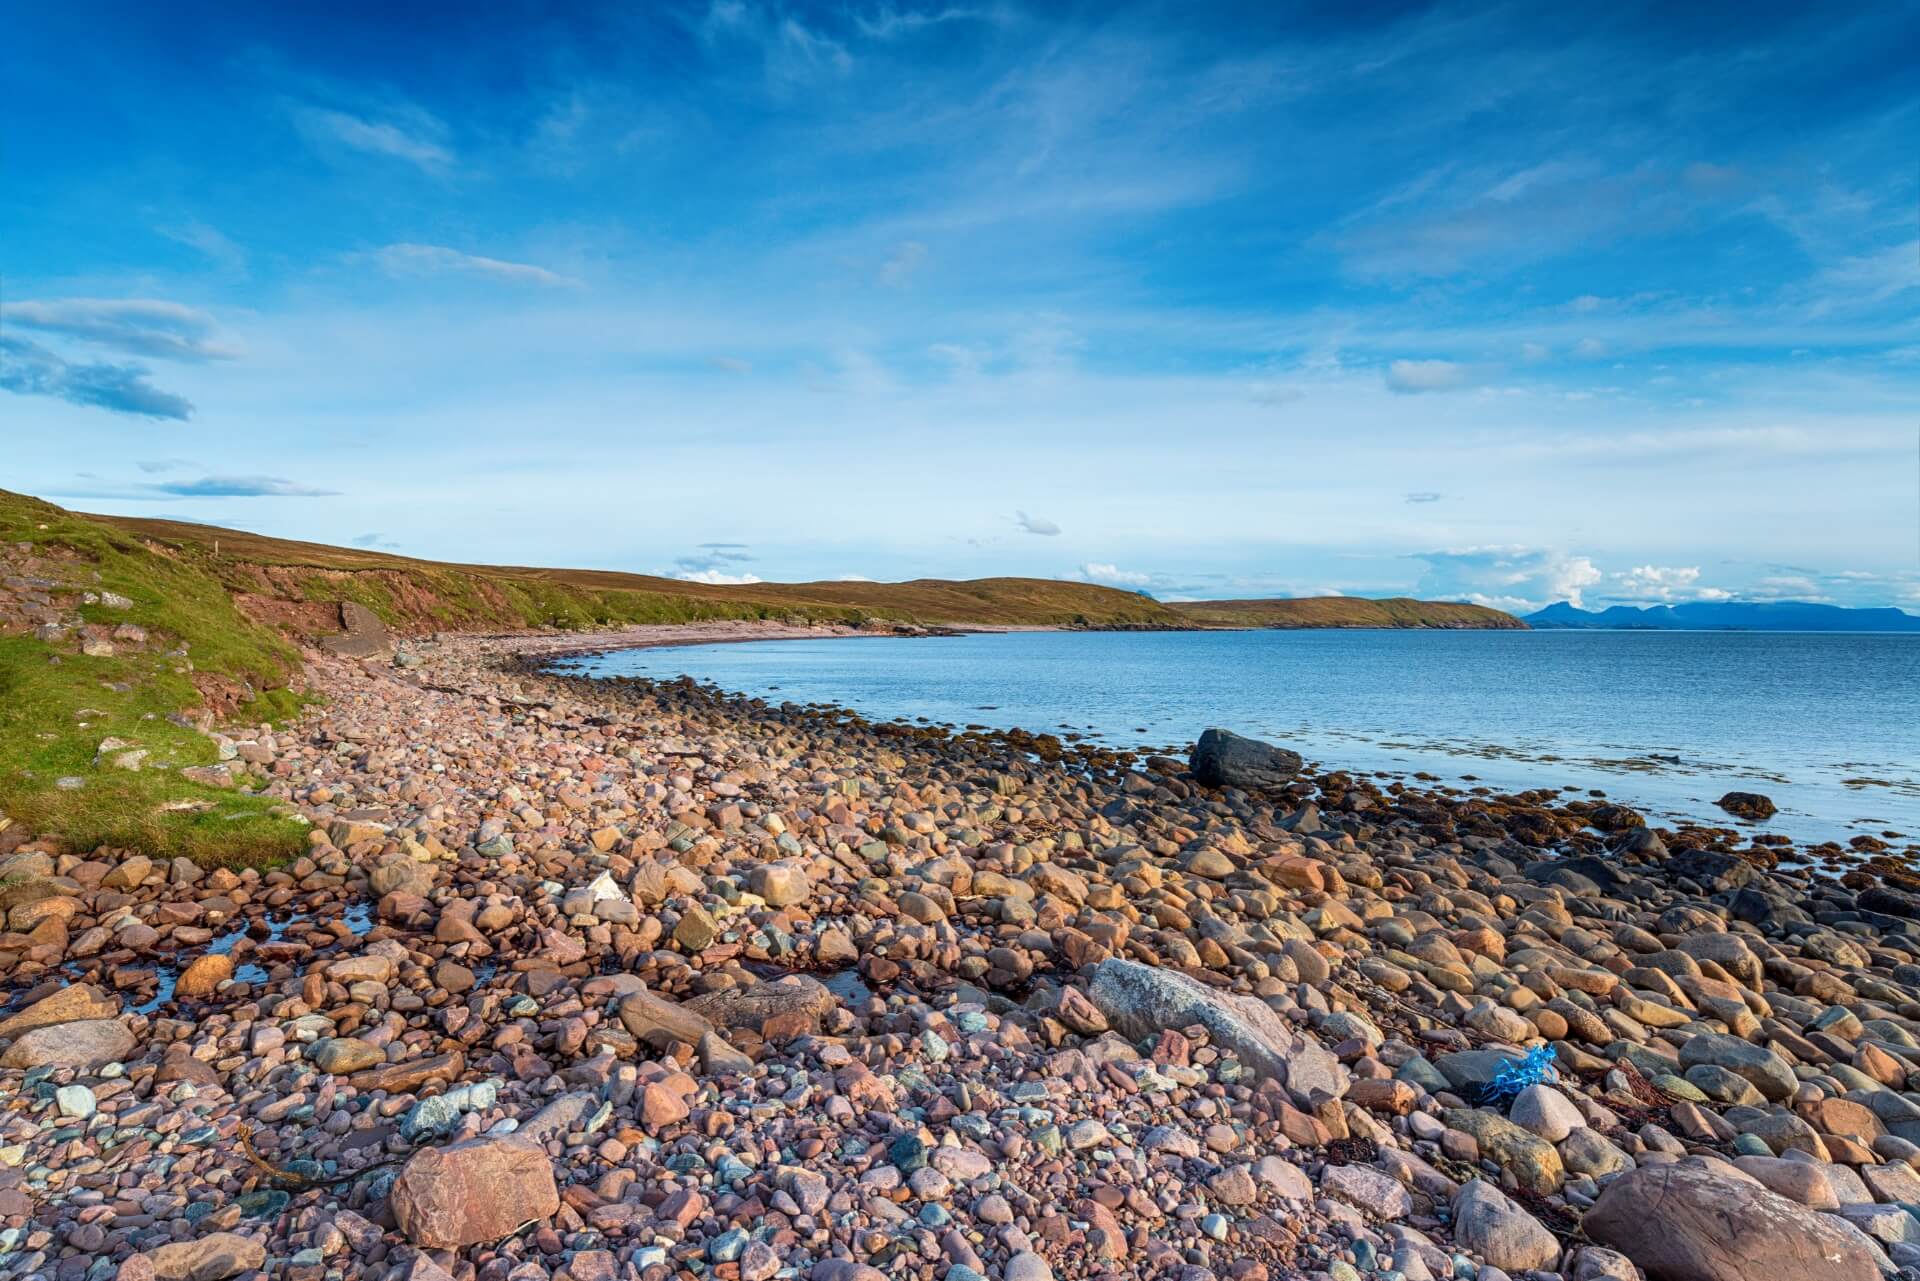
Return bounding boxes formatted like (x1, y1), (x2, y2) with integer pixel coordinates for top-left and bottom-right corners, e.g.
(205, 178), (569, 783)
(708, 356), (753, 374)
(1573, 337), (1607, 358)
(1415, 546), (1601, 611)
(158, 221), (247, 273)
(368, 244), (582, 288)
(853, 6), (993, 39)
(1609, 564), (1732, 603)
(4, 298), (239, 361)
(1818, 239), (1920, 305)
(834, 573), (876, 581)
(1079, 561), (1152, 587)
(1015, 510), (1060, 536)
(296, 107), (452, 173)
(674, 569), (764, 585)
(1384, 359), (1471, 394)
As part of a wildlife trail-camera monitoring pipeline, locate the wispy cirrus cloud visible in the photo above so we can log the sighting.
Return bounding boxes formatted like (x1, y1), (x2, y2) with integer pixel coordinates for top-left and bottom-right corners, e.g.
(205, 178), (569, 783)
(147, 475), (338, 497)
(157, 221), (248, 274)
(294, 106), (452, 173)
(853, 6), (997, 40)
(4, 298), (238, 361)
(0, 335), (194, 420)
(365, 243), (583, 289)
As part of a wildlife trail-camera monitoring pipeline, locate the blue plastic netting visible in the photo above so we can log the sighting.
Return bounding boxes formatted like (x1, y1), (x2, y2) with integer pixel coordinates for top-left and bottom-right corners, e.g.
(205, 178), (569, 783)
(1477, 1044), (1559, 1105)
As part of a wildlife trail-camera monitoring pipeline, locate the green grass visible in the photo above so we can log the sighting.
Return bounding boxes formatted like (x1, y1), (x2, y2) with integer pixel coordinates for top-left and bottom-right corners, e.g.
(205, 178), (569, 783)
(0, 492), (310, 867)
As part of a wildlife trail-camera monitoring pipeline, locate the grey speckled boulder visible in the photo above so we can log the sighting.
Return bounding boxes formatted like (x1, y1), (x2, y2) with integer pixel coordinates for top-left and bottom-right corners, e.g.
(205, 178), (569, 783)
(1089, 957), (1347, 1101)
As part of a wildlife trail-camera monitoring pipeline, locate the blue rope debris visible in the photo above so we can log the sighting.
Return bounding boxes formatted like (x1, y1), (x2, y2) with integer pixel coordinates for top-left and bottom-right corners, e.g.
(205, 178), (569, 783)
(1476, 1045), (1559, 1106)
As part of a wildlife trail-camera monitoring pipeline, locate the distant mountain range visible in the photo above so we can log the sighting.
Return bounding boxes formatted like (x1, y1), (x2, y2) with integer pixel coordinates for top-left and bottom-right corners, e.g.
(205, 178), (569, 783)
(1526, 600), (1920, 632)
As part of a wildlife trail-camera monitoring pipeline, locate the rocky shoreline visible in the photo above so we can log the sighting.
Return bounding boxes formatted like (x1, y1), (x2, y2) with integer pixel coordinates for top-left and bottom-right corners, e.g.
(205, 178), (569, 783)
(6, 629), (1920, 1281)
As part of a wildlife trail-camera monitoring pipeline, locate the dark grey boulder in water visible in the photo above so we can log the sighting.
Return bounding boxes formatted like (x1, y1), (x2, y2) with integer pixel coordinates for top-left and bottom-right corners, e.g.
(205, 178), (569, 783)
(1715, 790), (1777, 820)
(1190, 728), (1303, 791)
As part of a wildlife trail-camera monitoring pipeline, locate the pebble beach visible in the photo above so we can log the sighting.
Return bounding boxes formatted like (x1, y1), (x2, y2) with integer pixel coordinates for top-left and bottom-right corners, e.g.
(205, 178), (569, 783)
(6, 625), (1920, 1281)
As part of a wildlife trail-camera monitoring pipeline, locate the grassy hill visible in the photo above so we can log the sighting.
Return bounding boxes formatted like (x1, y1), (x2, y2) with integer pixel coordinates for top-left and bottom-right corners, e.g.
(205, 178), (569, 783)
(93, 512), (1184, 631)
(0, 490), (1180, 865)
(1169, 596), (1525, 629)
(0, 489), (1517, 865)
(0, 491), (313, 866)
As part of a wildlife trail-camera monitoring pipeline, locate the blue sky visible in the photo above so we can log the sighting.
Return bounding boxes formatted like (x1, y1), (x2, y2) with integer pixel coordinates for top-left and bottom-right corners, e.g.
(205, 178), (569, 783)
(3, 1), (1917, 610)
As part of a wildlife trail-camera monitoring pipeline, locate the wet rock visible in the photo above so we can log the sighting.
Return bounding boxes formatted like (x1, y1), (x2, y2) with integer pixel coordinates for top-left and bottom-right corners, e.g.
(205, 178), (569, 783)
(175, 953), (233, 999)
(1715, 791), (1777, 820)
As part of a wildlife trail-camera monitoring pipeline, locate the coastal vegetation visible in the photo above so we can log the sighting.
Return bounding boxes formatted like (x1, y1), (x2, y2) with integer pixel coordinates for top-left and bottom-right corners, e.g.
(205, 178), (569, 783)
(1170, 595), (1525, 629)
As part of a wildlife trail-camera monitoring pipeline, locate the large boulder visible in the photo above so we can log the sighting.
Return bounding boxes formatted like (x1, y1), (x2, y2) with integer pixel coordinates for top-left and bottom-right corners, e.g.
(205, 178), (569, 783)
(390, 1136), (560, 1249)
(1584, 1161), (1882, 1281)
(1189, 728), (1303, 791)
(148, 1232), (266, 1281)
(0, 1018), (135, 1069)
(1089, 958), (1347, 1100)
(1443, 1108), (1565, 1194)
(1452, 1180), (1560, 1273)
(684, 974), (835, 1037)
(316, 601), (393, 659)
(0, 983), (117, 1040)
(618, 987), (719, 1050)
(1678, 1032), (1796, 1102)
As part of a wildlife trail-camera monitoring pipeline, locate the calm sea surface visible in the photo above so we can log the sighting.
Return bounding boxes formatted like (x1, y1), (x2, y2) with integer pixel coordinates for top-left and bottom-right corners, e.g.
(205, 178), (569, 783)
(557, 630), (1920, 845)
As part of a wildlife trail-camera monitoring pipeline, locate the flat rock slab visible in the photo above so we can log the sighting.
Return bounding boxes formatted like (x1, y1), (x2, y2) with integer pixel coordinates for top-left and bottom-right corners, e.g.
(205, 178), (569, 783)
(1089, 957), (1347, 1101)
(0, 1017), (135, 1069)
(0, 983), (117, 1040)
